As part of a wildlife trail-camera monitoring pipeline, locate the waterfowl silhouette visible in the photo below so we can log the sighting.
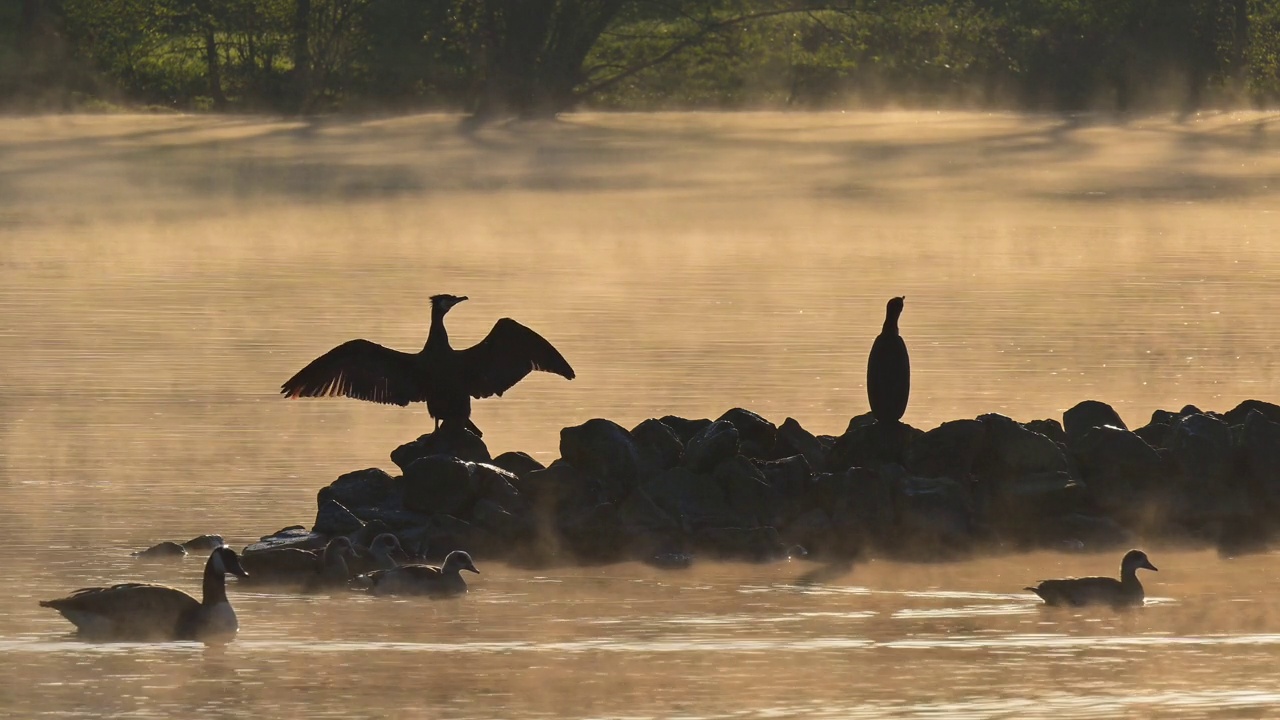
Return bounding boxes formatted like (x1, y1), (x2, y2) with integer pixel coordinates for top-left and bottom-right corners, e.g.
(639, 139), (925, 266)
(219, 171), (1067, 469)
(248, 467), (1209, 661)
(301, 537), (358, 593)
(1025, 549), (1158, 607)
(867, 296), (910, 424)
(352, 549), (479, 598)
(345, 533), (406, 576)
(40, 547), (249, 641)
(281, 294), (575, 437)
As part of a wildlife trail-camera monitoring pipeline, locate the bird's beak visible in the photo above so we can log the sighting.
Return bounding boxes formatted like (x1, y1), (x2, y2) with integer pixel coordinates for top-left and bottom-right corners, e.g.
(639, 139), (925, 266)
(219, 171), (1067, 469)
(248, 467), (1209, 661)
(467, 565), (480, 574)
(457, 296), (469, 304)
(1144, 560), (1158, 571)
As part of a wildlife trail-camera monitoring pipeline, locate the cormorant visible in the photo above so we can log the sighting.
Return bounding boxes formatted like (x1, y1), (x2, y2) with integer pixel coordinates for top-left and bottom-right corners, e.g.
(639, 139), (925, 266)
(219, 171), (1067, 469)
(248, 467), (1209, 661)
(866, 296), (910, 424)
(281, 294), (574, 437)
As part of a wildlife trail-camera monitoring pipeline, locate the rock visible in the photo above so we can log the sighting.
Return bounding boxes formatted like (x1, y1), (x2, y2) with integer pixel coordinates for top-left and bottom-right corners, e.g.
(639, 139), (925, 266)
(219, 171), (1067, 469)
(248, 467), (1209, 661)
(1225, 399), (1280, 426)
(345, 519), (395, 548)
(1025, 418), (1067, 446)
(683, 420), (740, 473)
(517, 460), (594, 510)
(1063, 400), (1127, 446)
(691, 526), (788, 561)
(828, 419), (922, 471)
(631, 418), (685, 472)
(317, 468), (396, 511)
(1132, 419), (1174, 449)
(657, 415), (713, 446)
(400, 455), (480, 516)
(645, 551), (695, 569)
(903, 419), (986, 478)
(716, 408), (778, 459)
(983, 471), (1087, 529)
(756, 454), (815, 521)
(783, 508), (836, 554)
(181, 534), (225, 551)
(348, 506), (432, 530)
(471, 498), (532, 541)
(642, 467), (743, 530)
(775, 417), (827, 471)
(560, 418), (644, 494)
(557, 501), (627, 562)
(131, 541), (186, 560)
(473, 463), (527, 514)
(892, 472), (973, 557)
(1168, 412), (1248, 526)
(1072, 425), (1163, 518)
(713, 455), (783, 527)
(247, 528), (328, 553)
(811, 467), (893, 548)
(974, 414), (1069, 478)
(391, 427), (491, 470)
(1039, 513), (1134, 550)
(1240, 410), (1280, 510)
(616, 488), (681, 539)
(313, 498), (365, 536)
(490, 451), (545, 480)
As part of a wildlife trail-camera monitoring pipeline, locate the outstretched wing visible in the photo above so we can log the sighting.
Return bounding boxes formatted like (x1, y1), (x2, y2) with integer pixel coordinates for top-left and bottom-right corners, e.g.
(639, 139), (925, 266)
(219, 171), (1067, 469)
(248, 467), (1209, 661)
(281, 339), (426, 406)
(459, 318), (575, 399)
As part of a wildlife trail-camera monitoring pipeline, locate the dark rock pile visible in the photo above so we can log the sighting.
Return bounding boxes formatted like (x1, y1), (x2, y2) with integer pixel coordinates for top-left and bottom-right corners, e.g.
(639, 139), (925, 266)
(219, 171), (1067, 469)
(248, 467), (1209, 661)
(248, 399), (1280, 566)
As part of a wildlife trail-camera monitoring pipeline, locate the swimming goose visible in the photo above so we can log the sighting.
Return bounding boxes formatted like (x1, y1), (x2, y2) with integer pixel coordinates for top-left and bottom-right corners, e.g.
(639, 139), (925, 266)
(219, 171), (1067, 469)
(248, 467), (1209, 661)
(1025, 549), (1158, 608)
(40, 547), (249, 641)
(345, 533), (406, 576)
(352, 549), (479, 597)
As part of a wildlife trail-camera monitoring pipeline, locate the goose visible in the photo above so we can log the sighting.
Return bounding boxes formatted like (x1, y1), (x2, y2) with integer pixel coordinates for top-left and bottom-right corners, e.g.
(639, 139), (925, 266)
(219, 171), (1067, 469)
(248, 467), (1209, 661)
(1025, 549), (1158, 607)
(40, 547), (248, 641)
(352, 550), (479, 597)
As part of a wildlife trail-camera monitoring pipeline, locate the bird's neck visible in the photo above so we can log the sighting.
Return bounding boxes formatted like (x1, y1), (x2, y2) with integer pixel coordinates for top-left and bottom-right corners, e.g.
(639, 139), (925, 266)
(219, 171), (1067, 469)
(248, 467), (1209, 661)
(1120, 566), (1141, 588)
(426, 310), (451, 350)
(882, 317), (900, 336)
(202, 562), (228, 606)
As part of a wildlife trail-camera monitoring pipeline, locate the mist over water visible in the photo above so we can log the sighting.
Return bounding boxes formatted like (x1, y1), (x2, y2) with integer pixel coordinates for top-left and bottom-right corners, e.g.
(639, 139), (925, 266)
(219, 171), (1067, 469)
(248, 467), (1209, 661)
(3, 111), (1280, 717)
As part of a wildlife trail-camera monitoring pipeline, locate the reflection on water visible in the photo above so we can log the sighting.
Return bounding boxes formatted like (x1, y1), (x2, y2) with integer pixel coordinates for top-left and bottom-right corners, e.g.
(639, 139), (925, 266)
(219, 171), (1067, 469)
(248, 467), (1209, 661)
(3, 111), (1280, 717)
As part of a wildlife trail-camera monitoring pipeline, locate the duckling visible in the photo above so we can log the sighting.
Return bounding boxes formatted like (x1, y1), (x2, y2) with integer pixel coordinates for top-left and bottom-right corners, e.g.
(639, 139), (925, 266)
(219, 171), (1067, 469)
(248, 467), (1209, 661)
(352, 550), (479, 598)
(40, 547), (249, 641)
(1025, 549), (1158, 608)
(345, 533), (405, 576)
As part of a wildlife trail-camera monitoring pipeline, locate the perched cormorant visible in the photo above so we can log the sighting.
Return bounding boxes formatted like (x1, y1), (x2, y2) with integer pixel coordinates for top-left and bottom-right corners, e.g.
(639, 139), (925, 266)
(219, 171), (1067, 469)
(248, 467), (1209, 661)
(281, 294), (574, 437)
(866, 296), (910, 424)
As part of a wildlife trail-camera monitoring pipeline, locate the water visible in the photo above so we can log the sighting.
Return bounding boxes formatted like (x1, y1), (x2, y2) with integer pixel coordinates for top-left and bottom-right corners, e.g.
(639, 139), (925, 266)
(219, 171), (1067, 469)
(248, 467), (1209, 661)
(2, 111), (1280, 718)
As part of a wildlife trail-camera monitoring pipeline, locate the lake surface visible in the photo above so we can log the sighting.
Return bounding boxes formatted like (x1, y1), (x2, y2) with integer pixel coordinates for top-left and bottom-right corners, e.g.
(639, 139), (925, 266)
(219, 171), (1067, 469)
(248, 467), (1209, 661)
(2, 110), (1280, 718)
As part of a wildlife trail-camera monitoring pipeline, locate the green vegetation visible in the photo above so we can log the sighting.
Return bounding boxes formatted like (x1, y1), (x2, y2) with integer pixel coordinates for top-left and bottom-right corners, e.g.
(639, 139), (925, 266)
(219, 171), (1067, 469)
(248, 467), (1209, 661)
(3, 0), (1278, 116)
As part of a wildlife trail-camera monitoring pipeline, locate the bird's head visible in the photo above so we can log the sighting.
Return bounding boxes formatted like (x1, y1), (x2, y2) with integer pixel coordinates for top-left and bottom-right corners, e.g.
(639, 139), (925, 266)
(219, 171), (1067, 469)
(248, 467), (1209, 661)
(887, 296), (905, 317)
(1121, 549), (1157, 573)
(431, 294), (468, 316)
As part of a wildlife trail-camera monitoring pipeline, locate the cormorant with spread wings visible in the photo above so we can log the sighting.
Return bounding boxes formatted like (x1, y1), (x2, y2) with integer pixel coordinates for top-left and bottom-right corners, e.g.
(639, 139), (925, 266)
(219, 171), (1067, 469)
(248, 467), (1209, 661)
(281, 294), (574, 437)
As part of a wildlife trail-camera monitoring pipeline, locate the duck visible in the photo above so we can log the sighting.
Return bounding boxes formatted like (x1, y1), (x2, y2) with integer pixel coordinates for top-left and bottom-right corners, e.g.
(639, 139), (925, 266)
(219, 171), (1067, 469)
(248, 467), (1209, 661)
(352, 549), (479, 598)
(1025, 549), (1158, 608)
(345, 533), (406, 576)
(40, 547), (249, 641)
(301, 537), (358, 593)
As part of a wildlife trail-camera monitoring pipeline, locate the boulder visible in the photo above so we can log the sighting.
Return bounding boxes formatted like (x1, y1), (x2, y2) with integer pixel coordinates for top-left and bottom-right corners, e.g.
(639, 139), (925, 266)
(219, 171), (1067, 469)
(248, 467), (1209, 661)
(312, 498), (364, 536)
(1240, 410), (1280, 510)
(398, 514), (477, 557)
(657, 415), (713, 446)
(811, 467), (894, 546)
(642, 467), (743, 530)
(473, 463), (528, 515)
(903, 419), (986, 478)
(716, 408), (778, 459)
(691, 526), (788, 561)
(243, 529), (329, 555)
(489, 451), (545, 480)
(1168, 412), (1249, 526)
(683, 420), (741, 473)
(631, 418), (685, 473)
(891, 472), (974, 556)
(391, 427), (490, 471)
(1039, 513), (1134, 550)
(756, 454), (815, 521)
(348, 506), (431, 531)
(1063, 400), (1127, 446)
(616, 488), (682, 540)
(471, 498), (533, 542)
(131, 542), (186, 560)
(828, 419), (922, 471)
(775, 417), (827, 471)
(556, 501), (628, 562)
(974, 414), (1069, 478)
(560, 418), (644, 493)
(713, 455), (783, 527)
(981, 471), (1087, 531)
(517, 461), (593, 508)
(317, 468), (396, 511)
(400, 455), (480, 517)
(1072, 425), (1163, 518)
(1025, 418), (1068, 446)
(1225, 399), (1280, 426)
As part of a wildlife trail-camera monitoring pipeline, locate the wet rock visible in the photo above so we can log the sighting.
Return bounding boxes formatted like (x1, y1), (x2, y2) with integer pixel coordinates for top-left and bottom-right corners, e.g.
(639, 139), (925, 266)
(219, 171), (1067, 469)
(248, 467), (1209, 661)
(313, 499), (365, 536)
(717, 408), (778, 459)
(683, 420), (740, 474)
(1025, 419), (1067, 446)
(472, 498), (532, 541)
(713, 455), (783, 527)
(1063, 400), (1127, 446)
(1133, 409), (1178, 449)
(1240, 411), (1280, 510)
(318, 468), (396, 511)
(756, 454), (815, 521)
(1168, 412), (1249, 526)
(827, 419), (922, 471)
(892, 472), (973, 557)
(473, 463), (528, 515)
(974, 414), (1069, 478)
(983, 471), (1087, 530)
(657, 415), (713, 446)
(489, 451), (545, 480)
(391, 427), (491, 471)
(811, 467), (893, 548)
(131, 541), (186, 560)
(560, 418), (644, 492)
(642, 467), (742, 530)
(616, 488), (681, 539)
(691, 526), (788, 561)
(400, 455), (480, 517)
(1225, 399), (1280, 427)
(645, 551), (695, 569)
(1072, 425), (1163, 518)
(181, 534), (225, 551)
(631, 418), (685, 472)
(517, 460), (593, 509)
(903, 419), (986, 478)
(247, 527), (327, 553)
(349, 506), (431, 531)
(775, 417), (827, 471)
